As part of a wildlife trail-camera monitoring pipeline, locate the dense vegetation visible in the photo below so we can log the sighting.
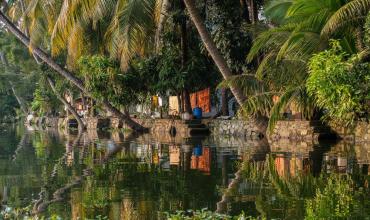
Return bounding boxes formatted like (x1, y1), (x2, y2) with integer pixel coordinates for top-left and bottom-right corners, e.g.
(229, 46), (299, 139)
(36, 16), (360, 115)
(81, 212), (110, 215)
(0, 0), (368, 129)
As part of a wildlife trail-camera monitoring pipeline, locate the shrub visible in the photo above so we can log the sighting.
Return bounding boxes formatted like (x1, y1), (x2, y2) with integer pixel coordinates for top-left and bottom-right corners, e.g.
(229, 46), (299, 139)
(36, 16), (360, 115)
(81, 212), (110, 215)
(307, 40), (370, 126)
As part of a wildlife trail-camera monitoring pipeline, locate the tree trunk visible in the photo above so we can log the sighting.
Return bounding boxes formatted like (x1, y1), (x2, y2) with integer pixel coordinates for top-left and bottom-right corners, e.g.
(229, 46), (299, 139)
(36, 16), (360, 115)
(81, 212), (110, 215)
(155, 0), (171, 51)
(248, 0), (258, 24)
(47, 76), (85, 132)
(240, 0), (251, 23)
(9, 81), (28, 115)
(0, 51), (8, 65)
(0, 52), (28, 115)
(183, 90), (192, 114)
(0, 11), (146, 132)
(80, 92), (86, 117)
(177, 93), (183, 114)
(180, 0), (192, 114)
(221, 88), (229, 116)
(182, 0), (247, 107)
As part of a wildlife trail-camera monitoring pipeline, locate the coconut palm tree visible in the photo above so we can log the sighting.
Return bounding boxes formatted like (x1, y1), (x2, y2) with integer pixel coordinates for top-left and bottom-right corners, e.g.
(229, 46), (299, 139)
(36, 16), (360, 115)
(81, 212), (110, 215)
(46, 75), (85, 132)
(183, 0), (247, 106)
(0, 10), (146, 131)
(234, 0), (370, 130)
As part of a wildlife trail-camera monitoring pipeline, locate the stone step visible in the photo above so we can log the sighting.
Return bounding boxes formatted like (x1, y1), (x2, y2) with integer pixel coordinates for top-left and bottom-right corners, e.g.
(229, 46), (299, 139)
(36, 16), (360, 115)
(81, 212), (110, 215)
(184, 136), (207, 145)
(187, 124), (207, 129)
(189, 128), (210, 137)
(184, 119), (202, 125)
(313, 126), (335, 134)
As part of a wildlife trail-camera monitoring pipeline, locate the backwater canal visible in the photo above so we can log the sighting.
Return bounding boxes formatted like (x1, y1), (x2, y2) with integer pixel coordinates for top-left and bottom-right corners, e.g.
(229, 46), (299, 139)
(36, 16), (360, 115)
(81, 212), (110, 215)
(1, 124), (370, 219)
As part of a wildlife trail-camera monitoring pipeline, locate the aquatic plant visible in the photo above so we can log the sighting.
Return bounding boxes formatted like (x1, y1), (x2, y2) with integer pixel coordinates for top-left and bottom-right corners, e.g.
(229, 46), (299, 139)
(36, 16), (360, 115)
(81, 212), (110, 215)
(305, 175), (354, 219)
(166, 209), (259, 220)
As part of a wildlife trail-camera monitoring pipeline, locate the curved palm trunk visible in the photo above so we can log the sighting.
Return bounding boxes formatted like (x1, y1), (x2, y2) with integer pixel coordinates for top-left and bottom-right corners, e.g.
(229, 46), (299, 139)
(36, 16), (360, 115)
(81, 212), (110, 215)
(221, 88), (229, 116)
(1, 52), (28, 115)
(0, 11), (146, 132)
(216, 169), (243, 213)
(183, 0), (247, 106)
(155, 0), (171, 51)
(1, 51), (28, 114)
(9, 81), (28, 115)
(47, 76), (85, 132)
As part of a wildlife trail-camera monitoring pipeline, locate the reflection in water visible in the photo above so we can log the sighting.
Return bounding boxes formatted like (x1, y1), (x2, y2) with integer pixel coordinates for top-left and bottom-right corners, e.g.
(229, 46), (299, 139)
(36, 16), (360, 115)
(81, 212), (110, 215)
(229, 140), (370, 219)
(0, 126), (260, 219)
(1, 126), (370, 219)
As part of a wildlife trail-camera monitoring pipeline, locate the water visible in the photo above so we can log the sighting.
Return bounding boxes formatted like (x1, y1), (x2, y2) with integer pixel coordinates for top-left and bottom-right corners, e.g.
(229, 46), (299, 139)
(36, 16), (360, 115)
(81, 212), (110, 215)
(0, 125), (370, 219)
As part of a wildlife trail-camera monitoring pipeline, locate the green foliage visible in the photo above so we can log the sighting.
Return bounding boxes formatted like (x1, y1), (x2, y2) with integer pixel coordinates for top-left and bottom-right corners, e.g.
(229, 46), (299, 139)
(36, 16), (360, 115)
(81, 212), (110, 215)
(0, 31), (41, 119)
(307, 40), (370, 126)
(155, 43), (216, 95)
(167, 209), (257, 220)
(241, 0), (370, 129)
(0, 91), (18, 122)
(239, 154), (370, 219)
(78, 55), (142, 107)
(364, 11), (370, 48)
(206, 0), (253, 73)
(31, 80), (60, 117)
(305, 176), (354, 219)
(156, 45), (186, 94)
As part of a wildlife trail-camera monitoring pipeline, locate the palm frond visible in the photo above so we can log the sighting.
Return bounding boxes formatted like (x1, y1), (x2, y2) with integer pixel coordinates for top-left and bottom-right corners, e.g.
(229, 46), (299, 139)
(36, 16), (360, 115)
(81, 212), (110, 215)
(322, 0), (370, 36)
(268, 86), (300, 132)
(247, 23), (298, 62)
(265, 0), (293, 24)
(105, 0), (157, 70)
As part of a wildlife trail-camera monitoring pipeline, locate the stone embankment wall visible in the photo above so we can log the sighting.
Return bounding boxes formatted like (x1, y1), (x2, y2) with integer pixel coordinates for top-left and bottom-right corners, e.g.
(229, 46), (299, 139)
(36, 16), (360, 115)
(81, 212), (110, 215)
(331, 122), (370, 143)
(29, 116), (370, 142)
(204, 119), (267, 139)
(85, 117), (110, 130)
(114, 118), (193, 137)
(269, 139), (314, 157)
(268, 121), (327, 142)
(268, 120), (370, 143)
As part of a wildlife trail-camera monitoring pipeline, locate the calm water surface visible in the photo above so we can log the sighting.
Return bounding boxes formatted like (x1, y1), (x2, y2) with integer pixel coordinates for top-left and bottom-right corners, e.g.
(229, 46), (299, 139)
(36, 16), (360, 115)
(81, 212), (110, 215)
(0, 125), (370, 219)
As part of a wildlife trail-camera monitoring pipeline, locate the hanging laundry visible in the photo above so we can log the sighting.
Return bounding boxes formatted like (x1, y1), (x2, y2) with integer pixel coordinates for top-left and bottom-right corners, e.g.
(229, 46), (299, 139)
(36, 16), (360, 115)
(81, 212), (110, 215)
(152, 96), (159, 109)
(169, 96), (180, 115)
(190, 88), (211, 113)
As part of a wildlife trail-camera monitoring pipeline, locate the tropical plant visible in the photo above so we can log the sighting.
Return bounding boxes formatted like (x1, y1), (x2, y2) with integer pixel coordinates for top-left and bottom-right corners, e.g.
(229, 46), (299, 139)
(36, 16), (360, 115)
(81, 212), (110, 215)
(229, 0), (370, 130)
(78, 55), (142, 107)
(305, 175), (355, 219)
(183, 0), (248, 106)
(0, 8), (146, 131)
(167, 209), (257, 220)
(31, 79), (60, 117)
(307, 40), (370, 126)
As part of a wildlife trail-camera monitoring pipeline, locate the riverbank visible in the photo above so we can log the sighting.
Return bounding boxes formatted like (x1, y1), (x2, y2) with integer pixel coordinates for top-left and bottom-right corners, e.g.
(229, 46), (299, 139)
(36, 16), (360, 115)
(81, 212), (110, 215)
(27, 116), (370, 143)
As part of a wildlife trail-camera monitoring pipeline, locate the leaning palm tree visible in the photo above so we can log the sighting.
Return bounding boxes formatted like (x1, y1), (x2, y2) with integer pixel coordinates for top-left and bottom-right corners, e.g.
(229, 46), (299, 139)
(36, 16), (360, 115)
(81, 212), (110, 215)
(43, 0), (251, 107)
(0, 10), (146, 131)
(183, 0), (247, 106)
(46, 75), (85, 132)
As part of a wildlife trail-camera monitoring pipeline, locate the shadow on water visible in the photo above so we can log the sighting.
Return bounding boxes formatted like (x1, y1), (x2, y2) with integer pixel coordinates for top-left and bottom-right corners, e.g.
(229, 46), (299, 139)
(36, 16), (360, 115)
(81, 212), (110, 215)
(1, 125), (370, 219)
